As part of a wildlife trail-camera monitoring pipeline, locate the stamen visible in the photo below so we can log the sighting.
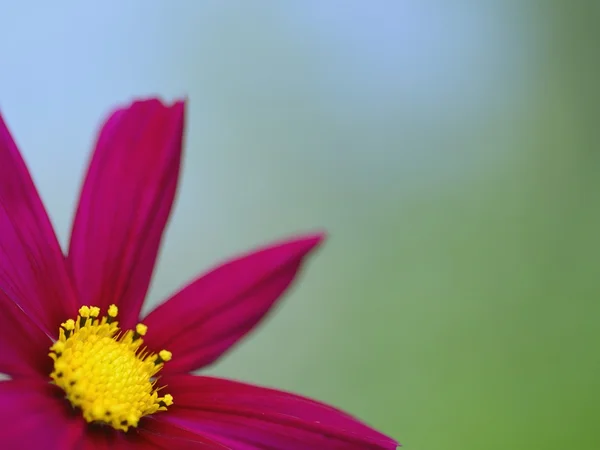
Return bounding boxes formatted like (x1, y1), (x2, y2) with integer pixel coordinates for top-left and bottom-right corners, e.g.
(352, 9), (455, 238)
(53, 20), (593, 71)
(133, 323), (148, 341)
(154, 350), (172, 365)
(49, 304), (173, 432)
(107, 304), (118, 324)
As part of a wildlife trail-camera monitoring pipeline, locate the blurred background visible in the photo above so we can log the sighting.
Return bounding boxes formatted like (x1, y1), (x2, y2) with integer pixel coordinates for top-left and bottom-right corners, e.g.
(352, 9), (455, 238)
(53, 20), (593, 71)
(1, 2), (599, 448)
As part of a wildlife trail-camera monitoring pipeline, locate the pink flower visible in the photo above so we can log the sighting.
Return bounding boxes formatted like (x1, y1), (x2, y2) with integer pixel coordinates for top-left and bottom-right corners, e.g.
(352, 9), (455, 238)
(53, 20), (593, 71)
(0, 98), (398, 449)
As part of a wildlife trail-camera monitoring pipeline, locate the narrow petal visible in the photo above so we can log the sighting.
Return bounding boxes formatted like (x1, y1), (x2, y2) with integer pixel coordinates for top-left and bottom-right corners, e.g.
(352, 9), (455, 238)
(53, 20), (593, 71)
(143, 234), (324, 373)
(140, 418), (228, 449)
(0, 113), (78, 336)
(67, 99), (185, 329)
(0, 379), (84, 449)
(81, 419), (224, 450)
(157, 375), (399, 449)
(0, 291), (52, 378)
(79, 431), (123, 450)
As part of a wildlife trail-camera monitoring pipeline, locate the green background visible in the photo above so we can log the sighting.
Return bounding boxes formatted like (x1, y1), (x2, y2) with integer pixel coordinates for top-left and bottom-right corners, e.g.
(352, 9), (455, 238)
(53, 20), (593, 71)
(2, 2), (599, 449)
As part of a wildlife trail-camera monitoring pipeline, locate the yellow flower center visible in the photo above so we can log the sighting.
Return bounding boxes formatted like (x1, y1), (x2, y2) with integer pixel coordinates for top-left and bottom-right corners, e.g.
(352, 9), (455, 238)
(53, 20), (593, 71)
(49, 305), (173, 432)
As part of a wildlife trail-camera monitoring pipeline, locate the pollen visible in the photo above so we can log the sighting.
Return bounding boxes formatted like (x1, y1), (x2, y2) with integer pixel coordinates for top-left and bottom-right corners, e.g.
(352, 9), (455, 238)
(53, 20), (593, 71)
(49, 305), (173, 432)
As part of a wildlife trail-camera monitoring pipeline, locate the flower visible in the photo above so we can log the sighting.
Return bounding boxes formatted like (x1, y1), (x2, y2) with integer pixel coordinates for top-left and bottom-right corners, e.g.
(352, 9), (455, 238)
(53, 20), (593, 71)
(0, 98), (399, 449)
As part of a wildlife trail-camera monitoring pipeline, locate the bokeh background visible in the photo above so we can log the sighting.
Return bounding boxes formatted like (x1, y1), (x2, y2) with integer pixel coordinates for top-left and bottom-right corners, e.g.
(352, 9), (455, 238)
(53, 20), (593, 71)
(1, 2), (599, 449)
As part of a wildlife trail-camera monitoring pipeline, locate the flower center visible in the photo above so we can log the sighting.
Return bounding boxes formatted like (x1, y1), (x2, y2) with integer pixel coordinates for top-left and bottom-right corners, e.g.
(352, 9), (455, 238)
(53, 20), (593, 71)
(49, 305), (173, 432)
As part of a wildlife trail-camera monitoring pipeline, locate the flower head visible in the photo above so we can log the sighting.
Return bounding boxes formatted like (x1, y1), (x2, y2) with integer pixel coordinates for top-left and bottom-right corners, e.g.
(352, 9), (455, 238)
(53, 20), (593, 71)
(0, 98), (398, 449)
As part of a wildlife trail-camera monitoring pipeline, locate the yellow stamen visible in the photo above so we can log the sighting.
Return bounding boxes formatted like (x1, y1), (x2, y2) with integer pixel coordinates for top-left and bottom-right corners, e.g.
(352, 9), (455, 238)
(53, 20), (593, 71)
(49, 304), (173, 432)
(135, 323), (148, 336)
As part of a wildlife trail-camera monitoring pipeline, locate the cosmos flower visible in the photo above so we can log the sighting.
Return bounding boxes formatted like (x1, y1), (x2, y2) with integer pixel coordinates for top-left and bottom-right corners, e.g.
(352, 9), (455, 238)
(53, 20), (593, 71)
(0, 98), (398, 449)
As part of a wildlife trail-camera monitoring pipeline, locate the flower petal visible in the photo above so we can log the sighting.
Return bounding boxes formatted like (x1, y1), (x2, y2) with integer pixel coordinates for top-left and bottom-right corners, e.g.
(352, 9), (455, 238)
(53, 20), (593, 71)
(79, 431), (124, 450)
(140, 418), (228, 449)
(0, 113), (78, 336)
(0, 379), (84, 449)
(143, 234), (325, 373)
(80, 419), (225, 450)
(158, 375), (399, 449)
(0, 291), (52, 378)
(67, 99), (186, 329)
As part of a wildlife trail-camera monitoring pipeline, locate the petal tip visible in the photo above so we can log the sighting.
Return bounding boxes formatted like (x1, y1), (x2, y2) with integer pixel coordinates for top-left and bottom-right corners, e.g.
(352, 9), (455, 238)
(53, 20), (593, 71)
(286, 230), (327, 257)
(299, 230), (328, 247)
(307, 232), (326, 251)
(386, 438), (402, 449)
(122, 96), (187, 113)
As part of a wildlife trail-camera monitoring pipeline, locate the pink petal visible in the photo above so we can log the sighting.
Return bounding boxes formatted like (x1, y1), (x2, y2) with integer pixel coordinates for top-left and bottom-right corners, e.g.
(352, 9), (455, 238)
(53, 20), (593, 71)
(136, 430), (219, 449)
(143, 234), (325, 374)
(79, 432), (123, 450)
(80, 419), (225, 449)
(0, 113), (78, 337)
(140, 418), (228, 449)
(67, 98), (185, 329)
(157, 375), (399, 449)
(0, 290), (52, 378)
(0, 379), (84, 449)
